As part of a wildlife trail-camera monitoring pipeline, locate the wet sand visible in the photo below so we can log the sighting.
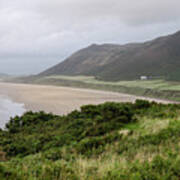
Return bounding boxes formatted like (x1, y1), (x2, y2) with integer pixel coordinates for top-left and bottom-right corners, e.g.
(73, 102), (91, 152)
(0, 82), (177, 115)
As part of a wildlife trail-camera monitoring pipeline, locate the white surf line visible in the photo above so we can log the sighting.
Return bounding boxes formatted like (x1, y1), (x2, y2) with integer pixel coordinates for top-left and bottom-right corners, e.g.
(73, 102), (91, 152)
(0, 95), (26, 129)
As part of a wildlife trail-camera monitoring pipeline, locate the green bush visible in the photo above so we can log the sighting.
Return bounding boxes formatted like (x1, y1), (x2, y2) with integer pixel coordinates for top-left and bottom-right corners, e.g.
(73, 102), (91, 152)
(1, 100), (180, 179)
(43, 148), (62, 161)
(0, 165), (19, 180)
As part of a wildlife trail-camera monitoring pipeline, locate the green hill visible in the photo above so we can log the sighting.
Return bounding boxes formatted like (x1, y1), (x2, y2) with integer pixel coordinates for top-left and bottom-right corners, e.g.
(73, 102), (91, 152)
(40, 31), (180, 81)
(1, 100), (180, 179)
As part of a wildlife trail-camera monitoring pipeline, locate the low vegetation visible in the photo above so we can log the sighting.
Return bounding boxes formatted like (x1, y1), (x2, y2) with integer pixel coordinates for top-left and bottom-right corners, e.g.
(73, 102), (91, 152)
(0, 100), (180, 179)
(43, 75), (180, 91)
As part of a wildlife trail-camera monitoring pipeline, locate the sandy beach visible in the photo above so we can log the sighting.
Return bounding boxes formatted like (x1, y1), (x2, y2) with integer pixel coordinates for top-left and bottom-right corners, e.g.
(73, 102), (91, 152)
(0, 82), (177, 115)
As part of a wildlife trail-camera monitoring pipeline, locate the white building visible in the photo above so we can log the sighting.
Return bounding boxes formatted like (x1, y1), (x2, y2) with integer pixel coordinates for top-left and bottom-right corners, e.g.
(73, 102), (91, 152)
(140, 76), (148, 80)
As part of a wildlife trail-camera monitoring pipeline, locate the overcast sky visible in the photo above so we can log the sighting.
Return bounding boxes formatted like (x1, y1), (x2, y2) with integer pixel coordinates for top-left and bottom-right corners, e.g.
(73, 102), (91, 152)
(0, 0), (180, 75)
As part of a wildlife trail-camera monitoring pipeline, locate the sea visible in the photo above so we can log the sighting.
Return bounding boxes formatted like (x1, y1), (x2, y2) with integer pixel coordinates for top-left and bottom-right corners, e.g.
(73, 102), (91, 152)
(0, 96), (26, 129)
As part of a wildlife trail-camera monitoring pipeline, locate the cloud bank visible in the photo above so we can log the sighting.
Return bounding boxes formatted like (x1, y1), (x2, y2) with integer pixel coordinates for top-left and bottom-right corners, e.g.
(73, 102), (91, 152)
(0, 0), (180, 74)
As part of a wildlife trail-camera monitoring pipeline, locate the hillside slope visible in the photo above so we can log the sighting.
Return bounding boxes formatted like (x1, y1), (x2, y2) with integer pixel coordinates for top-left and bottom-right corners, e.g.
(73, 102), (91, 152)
(40, 31), (180, 81)
(1, 100), (180, 179)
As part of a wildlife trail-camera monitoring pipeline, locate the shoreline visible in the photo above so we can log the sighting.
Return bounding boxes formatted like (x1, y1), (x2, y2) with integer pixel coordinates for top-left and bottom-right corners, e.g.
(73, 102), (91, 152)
(0, 82), (178, 116)
(0, 95), (25, 129)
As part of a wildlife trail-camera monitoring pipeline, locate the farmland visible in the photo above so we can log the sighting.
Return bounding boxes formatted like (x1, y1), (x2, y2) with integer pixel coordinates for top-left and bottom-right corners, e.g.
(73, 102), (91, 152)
(44, 75), (180, 90)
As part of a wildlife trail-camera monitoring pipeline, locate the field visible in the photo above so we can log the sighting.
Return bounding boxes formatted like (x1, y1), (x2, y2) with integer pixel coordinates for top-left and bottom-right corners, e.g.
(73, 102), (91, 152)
(43, 75), (180, 91)
(1, 100), (180, 179)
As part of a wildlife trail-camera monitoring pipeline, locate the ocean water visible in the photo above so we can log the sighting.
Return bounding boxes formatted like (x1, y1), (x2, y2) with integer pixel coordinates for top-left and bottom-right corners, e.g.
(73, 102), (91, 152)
(0, 96), (26, 129)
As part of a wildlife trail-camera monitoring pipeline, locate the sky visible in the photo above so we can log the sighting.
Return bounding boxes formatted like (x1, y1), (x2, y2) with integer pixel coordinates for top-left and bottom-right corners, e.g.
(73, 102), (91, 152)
(0, 0), (180, 75)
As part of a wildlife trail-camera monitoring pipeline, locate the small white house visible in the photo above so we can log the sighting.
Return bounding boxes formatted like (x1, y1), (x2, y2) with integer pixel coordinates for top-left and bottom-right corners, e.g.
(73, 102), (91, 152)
(140, 76), (148, 80)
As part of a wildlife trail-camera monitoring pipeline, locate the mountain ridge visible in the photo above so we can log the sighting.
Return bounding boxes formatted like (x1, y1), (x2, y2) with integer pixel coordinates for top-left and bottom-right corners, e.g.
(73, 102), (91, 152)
(40, 30), (180, 81)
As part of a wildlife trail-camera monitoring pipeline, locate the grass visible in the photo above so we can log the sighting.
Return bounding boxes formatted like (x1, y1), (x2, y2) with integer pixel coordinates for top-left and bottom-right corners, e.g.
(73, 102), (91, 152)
(45, 75), (180, 91)
(1, 100), (180, 179)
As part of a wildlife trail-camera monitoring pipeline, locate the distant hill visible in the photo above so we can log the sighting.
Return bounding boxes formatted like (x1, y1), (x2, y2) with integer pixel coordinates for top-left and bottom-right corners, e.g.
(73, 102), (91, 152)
(40, 31), (180, 81)
(0, 73), (9, 78)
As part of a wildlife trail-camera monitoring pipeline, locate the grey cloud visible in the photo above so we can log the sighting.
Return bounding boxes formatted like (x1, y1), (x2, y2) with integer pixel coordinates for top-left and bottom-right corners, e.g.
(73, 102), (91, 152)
(0, 0), (180, 74)
(39, 0), (180, 25)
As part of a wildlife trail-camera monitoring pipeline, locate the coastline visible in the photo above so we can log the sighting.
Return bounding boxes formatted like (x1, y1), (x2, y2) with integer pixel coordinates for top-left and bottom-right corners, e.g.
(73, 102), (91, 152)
(0, 82), (177, 116)
(0, 95), (25, 129)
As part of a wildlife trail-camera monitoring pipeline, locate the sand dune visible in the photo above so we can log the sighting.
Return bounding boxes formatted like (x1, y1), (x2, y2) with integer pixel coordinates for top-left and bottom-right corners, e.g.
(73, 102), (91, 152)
(0, 82), (177, 115)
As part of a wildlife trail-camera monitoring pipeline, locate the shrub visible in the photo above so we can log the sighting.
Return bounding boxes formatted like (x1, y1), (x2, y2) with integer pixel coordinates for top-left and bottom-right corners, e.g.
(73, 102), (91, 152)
(43, 148), (62, 161)
(134, 99), (152, 109)
(0, 165), (19, 180)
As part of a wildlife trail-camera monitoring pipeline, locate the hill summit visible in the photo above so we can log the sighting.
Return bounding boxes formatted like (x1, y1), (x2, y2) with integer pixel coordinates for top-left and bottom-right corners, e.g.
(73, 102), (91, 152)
(40, 31), (180, 81)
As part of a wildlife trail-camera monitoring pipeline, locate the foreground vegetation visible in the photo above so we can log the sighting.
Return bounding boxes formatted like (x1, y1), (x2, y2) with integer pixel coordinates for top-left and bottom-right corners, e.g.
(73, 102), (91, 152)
(1, 100), (180, 179)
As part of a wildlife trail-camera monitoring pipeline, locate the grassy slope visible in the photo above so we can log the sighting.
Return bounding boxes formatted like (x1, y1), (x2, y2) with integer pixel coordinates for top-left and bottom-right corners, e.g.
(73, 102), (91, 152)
(1, 100), (180, 179)
(43, 75), (180, 90)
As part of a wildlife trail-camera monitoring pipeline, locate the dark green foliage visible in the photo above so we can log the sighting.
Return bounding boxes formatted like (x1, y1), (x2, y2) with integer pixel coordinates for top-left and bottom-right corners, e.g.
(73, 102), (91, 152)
(1, 102), (136, 158)
(5, 111), (57, 133)
(76, 132), (122, 156)
(134, 99), (152, 109)
(0, 165), (19, 180)
(134, 100), (179, 119)
(1, 100), (180, 179)
(43, 148), (62, 161)
(1, 100), (180, 158)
